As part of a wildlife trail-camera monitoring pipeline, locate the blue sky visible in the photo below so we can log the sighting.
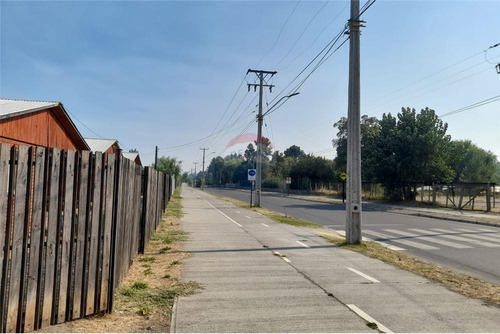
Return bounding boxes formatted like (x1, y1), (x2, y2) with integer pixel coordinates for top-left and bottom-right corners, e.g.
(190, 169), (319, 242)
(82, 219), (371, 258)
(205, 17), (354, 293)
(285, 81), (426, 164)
(1, 0), (499, 171)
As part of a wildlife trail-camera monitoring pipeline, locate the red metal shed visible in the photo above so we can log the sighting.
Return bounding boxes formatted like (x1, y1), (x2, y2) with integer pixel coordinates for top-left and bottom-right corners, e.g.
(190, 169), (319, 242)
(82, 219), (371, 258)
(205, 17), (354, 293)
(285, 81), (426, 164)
(0, 98), (90, 150)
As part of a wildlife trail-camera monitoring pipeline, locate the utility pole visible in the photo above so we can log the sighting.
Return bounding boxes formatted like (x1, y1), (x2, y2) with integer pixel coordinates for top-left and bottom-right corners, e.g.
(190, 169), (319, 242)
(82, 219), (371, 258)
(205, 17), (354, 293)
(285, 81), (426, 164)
(345, 0), (363, 244)
(247, 69), (276, 207)
(193, 162), (198, 187)
(200, 147), (209, 190)
(154, 145), (158, 169)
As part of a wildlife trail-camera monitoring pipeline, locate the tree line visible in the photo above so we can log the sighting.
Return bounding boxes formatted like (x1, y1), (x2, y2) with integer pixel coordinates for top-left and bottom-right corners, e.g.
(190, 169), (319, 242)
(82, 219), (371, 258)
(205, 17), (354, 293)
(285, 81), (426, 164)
(199, 107), (499, 201)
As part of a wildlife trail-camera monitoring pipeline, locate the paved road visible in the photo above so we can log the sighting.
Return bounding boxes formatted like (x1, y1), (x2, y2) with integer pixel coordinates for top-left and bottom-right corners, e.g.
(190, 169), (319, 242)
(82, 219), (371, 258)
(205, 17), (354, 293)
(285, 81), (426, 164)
(206, 187), (500, 285)
(174, 188), (500, 332)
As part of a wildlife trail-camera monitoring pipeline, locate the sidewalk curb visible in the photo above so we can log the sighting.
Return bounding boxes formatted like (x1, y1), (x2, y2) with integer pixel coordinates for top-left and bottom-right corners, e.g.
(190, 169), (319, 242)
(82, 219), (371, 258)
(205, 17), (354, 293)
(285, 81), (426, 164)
(170, 296), (178, 333)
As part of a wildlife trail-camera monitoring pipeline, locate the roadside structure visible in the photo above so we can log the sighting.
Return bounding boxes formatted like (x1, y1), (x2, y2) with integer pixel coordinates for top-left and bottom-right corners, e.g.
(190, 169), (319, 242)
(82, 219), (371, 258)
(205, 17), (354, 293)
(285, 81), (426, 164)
(0, 98), (89, 150)
(123, 151), (142, 165)
(85, 137), (120, 154)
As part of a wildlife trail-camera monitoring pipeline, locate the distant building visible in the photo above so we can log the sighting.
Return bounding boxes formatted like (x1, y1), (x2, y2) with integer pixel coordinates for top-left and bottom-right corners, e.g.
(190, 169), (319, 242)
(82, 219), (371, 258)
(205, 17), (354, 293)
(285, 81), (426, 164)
(85, 138), (121, 154)
(0, 98), (89, 150)
(123, 152), (142, 166)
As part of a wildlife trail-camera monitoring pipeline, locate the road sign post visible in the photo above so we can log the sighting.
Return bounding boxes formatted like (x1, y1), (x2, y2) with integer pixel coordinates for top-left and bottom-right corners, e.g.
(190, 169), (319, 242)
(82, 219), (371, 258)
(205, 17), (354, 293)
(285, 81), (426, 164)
(286, 177), (292, 196)
(340, 173), (347, 204)
(248, 169), (256, 207)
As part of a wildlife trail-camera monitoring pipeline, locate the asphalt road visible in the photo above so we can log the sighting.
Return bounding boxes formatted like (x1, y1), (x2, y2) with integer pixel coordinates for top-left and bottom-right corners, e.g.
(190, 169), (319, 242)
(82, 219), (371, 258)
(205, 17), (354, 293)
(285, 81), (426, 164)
(206, 187), (500, 285)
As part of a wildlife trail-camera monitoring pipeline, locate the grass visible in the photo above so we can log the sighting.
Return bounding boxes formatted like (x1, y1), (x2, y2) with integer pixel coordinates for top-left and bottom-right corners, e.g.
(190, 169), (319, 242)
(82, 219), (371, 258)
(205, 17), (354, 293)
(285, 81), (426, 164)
(318, 231), (500, 306)
(159, 246), (171, 254)
(118, 281), (203, 316)
(211, 194), (322, 228)
(139, 256), (156, 263)
(143, 268), (154, 276)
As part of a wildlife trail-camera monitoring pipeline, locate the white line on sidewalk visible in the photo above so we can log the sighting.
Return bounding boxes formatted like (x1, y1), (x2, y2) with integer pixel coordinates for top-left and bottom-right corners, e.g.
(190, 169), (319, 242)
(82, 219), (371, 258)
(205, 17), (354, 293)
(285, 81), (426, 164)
(347, 267), (380, 283)
(347, 304), (392, 333)
(203, 200), (243, 227)
(245, 216), (252, 219)
(236, 211), (240, 213)
(296, 241), (310, 248)
(273, 251), (291, 263)
(261, 223), (270, 227)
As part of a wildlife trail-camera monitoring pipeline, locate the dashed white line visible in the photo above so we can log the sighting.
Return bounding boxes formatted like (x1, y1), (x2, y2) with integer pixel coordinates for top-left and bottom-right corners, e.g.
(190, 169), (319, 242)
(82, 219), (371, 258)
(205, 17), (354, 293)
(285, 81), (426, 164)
(296, 240), (310, 248)
(203, 200), (242, 227)
(347, 267), (380, 283)
(347, 304), (392, 333)
(245, 216), (252, 219)
(236, 210), (241, 214)
(261, 223), (270, 227)
(272, 251), (291, 263)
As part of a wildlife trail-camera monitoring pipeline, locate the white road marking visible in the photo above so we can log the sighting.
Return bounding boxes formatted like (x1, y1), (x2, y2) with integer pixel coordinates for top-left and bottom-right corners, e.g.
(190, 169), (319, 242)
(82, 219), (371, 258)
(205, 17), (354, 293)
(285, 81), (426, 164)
(347, 267), (380, 283)
(411, 228), (500, 248)
(347, 304), (392, 333)
(245, 216), (252, 219)
(273, 251), (291, 263)
(203, 200), (242, 227)
(364, 230), (439, 250)
(452, 228), (500, 243)
(236, 210), (241, 214)
(384, 229), (472, 249)
(261, 223), (270, 227)
(296, 241), (310, 248)
(335, 229), (406, 251)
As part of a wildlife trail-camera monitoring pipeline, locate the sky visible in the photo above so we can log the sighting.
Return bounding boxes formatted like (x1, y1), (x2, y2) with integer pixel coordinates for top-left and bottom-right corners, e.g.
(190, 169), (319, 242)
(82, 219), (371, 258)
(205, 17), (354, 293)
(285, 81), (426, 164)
(1, 0), (499, 172)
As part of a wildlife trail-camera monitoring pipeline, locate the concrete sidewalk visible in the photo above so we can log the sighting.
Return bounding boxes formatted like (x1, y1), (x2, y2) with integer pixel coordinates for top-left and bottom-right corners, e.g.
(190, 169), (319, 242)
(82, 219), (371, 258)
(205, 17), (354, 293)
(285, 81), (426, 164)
(172, 188), (500, 333)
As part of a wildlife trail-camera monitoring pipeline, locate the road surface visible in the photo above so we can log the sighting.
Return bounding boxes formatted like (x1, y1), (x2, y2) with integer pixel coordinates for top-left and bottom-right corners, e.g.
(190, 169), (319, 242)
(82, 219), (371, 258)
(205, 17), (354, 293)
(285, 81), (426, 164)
(206, 187), (500, 285)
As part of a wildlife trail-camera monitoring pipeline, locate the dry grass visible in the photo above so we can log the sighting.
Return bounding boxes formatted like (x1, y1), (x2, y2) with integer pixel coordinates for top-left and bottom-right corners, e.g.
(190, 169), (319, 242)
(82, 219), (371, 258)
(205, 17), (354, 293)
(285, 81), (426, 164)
(40, 187), (202, 333)
(318, 231), (500, 306)
(213, 194), (322, 228)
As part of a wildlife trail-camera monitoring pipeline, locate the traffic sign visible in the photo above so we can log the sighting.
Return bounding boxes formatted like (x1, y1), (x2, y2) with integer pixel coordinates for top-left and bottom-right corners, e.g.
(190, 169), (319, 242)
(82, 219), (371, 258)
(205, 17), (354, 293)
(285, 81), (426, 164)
(286, 177), (292, 184)
(340, 172), (347, 181)
(248, 169), (256, 181)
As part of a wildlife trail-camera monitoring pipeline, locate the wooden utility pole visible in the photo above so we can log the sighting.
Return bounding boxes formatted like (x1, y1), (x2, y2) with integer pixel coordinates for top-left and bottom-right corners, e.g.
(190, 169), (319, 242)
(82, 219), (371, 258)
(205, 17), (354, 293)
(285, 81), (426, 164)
(200, 147), (208, 190)
(345, 0), (363, 244)
(193, 162), (198, 187)
(154, 145), (158, 169)
(247, 69), (276, 207)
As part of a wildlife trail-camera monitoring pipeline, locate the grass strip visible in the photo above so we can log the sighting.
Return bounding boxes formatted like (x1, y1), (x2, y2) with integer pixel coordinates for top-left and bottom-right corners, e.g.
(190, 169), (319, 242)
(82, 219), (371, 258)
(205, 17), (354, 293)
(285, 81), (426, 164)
(318, 231), (500, 306)
(210, 193), (322, 228)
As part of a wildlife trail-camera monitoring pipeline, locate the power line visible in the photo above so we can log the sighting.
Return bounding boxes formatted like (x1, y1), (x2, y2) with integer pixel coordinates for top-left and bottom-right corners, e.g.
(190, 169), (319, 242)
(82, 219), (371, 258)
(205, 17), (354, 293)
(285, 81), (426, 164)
(255, 1), (301, 67)
(439, 94), (500, 118)
(274, 1), (330, 68)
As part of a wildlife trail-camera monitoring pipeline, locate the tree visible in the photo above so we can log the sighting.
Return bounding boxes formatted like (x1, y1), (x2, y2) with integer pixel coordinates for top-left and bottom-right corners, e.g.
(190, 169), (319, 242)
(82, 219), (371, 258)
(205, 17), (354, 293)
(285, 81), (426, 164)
(284, 145), (305, 159)
(129, 148), (138, 153)
(244, 144), (256, 162)
(155, 156), (182, 177)
(448, 140), (498, 182)
(333, 115), (380, 181)
(374, 107), (454, 200)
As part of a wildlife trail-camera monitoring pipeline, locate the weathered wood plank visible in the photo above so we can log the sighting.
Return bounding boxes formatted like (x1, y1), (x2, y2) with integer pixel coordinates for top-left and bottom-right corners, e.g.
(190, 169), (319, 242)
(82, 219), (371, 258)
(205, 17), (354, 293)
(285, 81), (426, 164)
(86, 152), (103, 316)
(56, 150), (75, 324)
(6, 145), (30, 332)
(72, 151), (90, 319)
(41, 148), (62, 328)
(99, 153), (115, 312)
(24, 147), (47, 332)
(0, 143), (12, 332)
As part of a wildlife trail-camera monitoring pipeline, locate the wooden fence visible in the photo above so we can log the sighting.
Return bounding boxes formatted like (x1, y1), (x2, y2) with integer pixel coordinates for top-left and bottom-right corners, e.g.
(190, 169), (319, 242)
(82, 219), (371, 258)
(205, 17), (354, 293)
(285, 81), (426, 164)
(0, 143), (169, 332)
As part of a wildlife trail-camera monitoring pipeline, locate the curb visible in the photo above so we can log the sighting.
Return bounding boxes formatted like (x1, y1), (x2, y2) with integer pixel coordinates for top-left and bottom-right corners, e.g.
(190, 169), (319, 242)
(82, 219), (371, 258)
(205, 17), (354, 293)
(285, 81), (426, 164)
(170, 296), (178, 333)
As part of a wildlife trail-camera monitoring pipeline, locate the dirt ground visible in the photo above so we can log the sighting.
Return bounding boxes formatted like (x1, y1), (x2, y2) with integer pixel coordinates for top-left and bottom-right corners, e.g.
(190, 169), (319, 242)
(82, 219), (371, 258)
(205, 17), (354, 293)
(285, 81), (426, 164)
(38, 189), (197, 333)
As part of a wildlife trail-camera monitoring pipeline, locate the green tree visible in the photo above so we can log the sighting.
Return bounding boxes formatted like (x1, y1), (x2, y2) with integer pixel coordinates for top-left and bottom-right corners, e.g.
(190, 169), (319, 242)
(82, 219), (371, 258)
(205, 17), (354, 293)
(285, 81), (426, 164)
(284, 145), (305, 159)
(155, 156), (182, 177)
(244, 144), (256, 162)
(448, 140), (498, 182)
(333, 115), (380, 181)
(374, 107), (454, 200)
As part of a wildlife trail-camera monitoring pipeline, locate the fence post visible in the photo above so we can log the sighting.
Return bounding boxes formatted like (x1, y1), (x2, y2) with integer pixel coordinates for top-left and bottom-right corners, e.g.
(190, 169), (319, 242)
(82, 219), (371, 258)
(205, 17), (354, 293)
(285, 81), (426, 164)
(139, 167), (149, 254)
(107, 152), (121, 313)
(432, 183), (437, 206)
(486, 183), (491, 212)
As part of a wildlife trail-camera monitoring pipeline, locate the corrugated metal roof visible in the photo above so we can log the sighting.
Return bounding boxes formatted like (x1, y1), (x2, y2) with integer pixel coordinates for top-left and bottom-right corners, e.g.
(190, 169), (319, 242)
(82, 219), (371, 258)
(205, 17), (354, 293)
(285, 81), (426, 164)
(122, 152), (139, 160)
(85, 138), (118, 153)
(0, 98), (59, 119)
